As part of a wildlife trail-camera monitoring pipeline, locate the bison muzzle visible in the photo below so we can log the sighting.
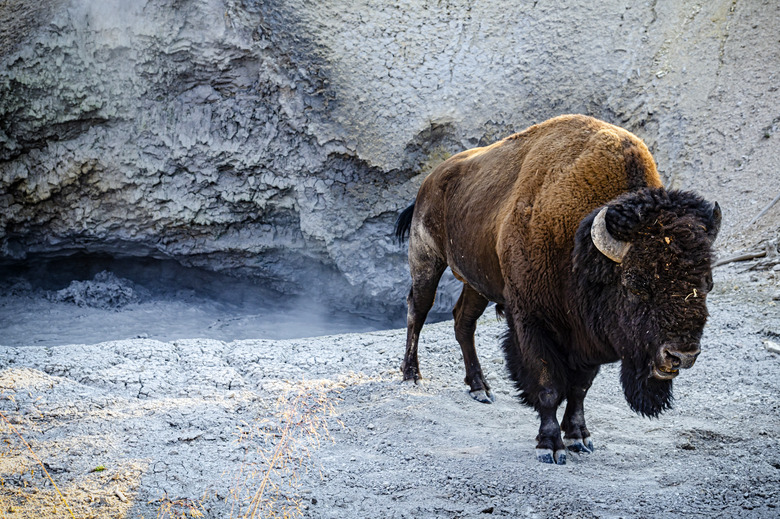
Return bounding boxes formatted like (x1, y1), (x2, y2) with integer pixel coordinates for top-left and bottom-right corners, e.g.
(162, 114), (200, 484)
(394, 114), (721, 465)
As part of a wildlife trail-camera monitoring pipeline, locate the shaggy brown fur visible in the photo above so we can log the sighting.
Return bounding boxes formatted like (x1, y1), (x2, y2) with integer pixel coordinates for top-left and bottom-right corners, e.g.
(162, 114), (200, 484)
(395, 114), (720, 465)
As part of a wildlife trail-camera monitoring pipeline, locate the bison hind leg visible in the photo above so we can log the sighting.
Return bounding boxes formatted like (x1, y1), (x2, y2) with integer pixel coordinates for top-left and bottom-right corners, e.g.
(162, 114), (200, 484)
(401, 252), (446, 384)
(453, 284), (493, 403)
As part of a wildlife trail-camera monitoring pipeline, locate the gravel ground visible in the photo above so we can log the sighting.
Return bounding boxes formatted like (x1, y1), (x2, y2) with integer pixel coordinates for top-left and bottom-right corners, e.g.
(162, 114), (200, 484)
(0, 263), (779, 518)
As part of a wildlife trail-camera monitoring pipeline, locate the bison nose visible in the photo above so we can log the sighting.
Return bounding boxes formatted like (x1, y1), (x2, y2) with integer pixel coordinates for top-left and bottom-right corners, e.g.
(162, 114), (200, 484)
(663, 348), (700, 369)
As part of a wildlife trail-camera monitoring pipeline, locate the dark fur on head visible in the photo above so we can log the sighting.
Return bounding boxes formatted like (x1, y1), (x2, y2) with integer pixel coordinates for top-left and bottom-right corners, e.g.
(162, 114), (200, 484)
(573, 188), (720, 417)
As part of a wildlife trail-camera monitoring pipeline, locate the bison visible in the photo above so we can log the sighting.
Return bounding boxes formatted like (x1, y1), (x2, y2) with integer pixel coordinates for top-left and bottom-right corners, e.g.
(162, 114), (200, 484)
(394, 114), (721, 464)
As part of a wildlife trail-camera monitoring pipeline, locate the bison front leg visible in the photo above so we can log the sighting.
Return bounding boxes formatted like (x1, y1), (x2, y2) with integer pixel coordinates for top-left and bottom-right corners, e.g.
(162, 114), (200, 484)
(535, 387), (567, 465)
(503, 315), (567, 464)
(560, 367), (599, 454)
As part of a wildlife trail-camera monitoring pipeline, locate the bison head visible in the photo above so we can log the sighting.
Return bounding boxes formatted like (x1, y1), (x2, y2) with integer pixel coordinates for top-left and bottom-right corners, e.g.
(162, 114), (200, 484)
(576, 188), (721, 417)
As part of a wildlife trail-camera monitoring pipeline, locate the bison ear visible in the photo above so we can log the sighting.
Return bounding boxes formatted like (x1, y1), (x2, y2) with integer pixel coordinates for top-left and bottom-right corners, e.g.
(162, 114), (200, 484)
(591, 207), (631, 263)
(707, 201), (722, 242)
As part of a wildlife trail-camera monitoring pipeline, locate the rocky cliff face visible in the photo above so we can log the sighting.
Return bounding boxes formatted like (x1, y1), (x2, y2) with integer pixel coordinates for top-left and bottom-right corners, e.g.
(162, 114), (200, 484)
(1, 0), (778, 313)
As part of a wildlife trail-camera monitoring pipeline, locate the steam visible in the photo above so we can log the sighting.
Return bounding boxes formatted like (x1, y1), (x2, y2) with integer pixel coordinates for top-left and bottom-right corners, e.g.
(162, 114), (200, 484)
(0, 255), (399, 347)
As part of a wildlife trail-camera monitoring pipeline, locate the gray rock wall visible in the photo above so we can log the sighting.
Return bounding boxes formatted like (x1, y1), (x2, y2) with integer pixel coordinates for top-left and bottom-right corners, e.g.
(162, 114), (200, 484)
(1, 0), (778, 312)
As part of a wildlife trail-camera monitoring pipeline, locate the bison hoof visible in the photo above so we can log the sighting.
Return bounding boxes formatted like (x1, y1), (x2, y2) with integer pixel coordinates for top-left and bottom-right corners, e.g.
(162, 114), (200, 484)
(536, 448), (567, 465)
(401, 366), (421, 384)
(469, 389), (495, 404)
(564, 437), (594, 454)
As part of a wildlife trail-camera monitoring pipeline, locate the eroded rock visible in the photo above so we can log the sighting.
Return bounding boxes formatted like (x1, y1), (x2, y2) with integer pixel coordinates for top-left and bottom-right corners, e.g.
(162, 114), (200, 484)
(1, 0), (778, 313)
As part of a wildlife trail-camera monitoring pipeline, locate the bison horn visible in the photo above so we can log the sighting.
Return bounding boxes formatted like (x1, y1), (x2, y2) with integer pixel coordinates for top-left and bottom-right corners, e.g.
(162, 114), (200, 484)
(591, 207), (631, 263)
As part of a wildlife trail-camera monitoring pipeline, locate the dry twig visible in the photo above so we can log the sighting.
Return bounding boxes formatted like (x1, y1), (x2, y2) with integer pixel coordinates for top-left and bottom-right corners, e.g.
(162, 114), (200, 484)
(713, 250), (767, 268)
(746, 191), (780, 227)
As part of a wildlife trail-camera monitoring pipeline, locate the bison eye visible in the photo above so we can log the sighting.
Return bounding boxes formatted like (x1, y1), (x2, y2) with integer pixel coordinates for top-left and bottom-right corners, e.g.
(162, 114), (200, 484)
(622, 270), (651, 301)
(627, 286), (650, 302)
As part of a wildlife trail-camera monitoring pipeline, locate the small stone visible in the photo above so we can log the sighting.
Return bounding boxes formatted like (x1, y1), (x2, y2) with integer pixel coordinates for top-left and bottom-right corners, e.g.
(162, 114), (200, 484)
(764, 340), (780, 355)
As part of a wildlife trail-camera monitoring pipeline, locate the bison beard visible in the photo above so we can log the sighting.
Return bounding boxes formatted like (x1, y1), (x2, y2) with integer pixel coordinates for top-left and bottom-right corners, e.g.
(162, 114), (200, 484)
(619, 355), (674, 418)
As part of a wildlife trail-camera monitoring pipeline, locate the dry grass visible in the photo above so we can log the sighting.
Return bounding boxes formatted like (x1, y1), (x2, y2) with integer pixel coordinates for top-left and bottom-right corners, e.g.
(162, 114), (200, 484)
(146, 379), (341, 518)
(151, 495), (207, 518)
(0, 393), (143, 519)
(0, 430), (143, 519)
(224, 380), (340, 519)
(0, 377), (340, 519)
(0, 408), (76, 518)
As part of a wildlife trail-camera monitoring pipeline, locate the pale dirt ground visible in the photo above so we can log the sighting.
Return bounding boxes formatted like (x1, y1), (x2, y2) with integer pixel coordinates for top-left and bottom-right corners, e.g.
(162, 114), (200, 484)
(0, 262), (779, 518)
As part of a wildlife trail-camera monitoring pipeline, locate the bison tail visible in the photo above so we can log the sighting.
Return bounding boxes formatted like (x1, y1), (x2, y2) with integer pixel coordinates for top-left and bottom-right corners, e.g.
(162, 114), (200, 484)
(394, 201), (416, 244)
